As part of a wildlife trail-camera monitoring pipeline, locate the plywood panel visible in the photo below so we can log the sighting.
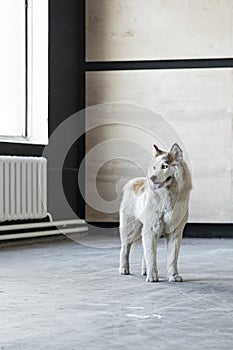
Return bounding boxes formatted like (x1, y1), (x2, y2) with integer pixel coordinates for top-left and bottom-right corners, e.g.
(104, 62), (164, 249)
(86, 0), (233, 61)
(86, 69), (233, 223)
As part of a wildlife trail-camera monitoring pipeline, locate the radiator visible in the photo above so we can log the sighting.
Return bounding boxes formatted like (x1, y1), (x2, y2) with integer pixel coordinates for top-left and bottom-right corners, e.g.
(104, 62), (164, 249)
(0, 156), (47, 222)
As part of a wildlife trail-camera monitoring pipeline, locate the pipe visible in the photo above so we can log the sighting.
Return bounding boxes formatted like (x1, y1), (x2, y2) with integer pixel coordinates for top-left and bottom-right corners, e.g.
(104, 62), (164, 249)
(0, 226), (88, 241)
(0, 219), (86, 232)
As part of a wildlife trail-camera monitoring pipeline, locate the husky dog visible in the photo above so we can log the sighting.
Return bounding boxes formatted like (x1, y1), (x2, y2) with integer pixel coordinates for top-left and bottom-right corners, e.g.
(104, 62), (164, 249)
(119, 143), (192, 282)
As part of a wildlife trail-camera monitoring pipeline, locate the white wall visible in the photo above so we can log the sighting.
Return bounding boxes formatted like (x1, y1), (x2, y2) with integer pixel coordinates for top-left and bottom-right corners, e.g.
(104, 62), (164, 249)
(85, 1), (233, 223)
(86, 0), (233, 61)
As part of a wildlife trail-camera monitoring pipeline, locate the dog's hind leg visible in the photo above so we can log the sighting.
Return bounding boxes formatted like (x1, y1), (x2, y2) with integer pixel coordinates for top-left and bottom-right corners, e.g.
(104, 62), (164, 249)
(119, 214), (142, 275)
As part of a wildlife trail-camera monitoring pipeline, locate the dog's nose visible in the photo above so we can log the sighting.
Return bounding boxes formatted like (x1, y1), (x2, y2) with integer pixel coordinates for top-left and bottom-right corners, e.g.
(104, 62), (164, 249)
(150, 175), (157, 183)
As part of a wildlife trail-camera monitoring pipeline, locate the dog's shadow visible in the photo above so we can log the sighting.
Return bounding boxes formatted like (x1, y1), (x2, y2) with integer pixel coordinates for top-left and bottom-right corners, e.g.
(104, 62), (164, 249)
(130, 274), (233, 284)
(184, 277), (233, 283)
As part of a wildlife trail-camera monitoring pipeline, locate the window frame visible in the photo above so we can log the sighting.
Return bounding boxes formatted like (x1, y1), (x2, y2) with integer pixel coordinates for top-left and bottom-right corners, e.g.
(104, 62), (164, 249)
(0, 0), (48, 145)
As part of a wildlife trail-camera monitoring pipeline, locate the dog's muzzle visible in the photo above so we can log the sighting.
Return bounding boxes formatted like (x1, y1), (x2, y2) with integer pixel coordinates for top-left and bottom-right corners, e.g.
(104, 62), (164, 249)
(150, 175), (172, 190)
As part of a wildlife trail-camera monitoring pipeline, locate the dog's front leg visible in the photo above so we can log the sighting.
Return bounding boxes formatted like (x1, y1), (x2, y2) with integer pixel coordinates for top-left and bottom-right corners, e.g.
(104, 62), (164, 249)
(165, 229), (183, 282)
(142, 228), (159, 282)
(141, 255), (147, 276)
(119, 243), (132, 275)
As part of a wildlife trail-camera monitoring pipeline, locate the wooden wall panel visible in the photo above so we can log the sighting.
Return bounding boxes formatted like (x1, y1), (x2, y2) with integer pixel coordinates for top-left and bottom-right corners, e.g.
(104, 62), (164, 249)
(86, 0), (233, 61)
(86, 69), (233, 223)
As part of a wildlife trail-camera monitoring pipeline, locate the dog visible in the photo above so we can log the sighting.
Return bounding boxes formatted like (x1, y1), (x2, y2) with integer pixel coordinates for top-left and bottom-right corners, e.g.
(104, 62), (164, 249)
(119, 143), (192, 282)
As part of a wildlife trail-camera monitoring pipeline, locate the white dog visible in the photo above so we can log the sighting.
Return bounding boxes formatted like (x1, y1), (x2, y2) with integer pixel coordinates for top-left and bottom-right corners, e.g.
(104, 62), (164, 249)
(119, 143), (192, 282)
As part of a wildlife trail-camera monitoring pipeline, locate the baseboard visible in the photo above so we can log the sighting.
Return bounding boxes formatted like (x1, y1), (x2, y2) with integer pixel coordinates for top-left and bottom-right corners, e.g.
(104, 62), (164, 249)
(87, 222), (233, 238)
(183, 223), (233, 238)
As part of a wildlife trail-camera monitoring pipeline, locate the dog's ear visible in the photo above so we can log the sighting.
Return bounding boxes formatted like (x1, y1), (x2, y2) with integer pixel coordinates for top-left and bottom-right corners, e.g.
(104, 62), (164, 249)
(170, 143), (183, 161)
(153, 144), (164, 157)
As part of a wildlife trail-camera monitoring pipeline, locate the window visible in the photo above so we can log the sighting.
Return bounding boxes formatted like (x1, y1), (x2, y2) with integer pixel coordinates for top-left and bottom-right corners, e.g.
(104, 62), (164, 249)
(0, 0), (48, 145)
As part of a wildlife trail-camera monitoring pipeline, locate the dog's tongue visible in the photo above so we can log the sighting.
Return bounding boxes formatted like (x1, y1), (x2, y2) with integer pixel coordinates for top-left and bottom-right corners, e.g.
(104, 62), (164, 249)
(153, 180), (166, 191)
(152, 176), (172, 190)
(153, 179), (166, 190)
(153, 183), (160, 190)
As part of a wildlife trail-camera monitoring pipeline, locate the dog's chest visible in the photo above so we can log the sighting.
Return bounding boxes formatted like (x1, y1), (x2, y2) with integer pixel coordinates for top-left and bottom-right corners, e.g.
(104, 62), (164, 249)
(151, 191), (182, 230)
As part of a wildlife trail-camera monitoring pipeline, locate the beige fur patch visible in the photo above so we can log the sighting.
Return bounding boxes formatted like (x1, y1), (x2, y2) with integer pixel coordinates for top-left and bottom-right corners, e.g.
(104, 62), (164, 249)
(133, 180), (146, 194)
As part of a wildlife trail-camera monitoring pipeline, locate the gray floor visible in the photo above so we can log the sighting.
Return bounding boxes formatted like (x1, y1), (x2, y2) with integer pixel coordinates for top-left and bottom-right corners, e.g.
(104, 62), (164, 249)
(0, 234), (233, 350)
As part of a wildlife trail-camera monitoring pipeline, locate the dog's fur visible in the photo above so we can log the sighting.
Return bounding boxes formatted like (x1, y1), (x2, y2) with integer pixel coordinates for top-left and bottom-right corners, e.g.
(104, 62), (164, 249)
(119, 143), (192, 282)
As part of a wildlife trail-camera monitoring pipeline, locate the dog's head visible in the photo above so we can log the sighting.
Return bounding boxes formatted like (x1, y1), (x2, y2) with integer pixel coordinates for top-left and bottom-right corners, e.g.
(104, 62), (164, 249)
(148, 143), (183, 190)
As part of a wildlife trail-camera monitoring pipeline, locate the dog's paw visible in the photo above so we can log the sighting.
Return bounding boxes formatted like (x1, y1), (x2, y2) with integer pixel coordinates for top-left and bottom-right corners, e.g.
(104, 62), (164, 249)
(141, 269), (147, 276)
(119, 267), (130, 275)
(168, 274), (183, 282)
(146, 274), (159, 283)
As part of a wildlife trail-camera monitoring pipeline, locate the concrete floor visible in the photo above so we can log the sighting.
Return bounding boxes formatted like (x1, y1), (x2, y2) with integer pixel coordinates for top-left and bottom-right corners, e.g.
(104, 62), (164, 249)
(0, 234), (233, 350)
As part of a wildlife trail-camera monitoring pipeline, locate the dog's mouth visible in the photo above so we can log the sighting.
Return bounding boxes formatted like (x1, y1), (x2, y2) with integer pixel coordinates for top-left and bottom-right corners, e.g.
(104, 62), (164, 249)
(152, 176), (172, 190)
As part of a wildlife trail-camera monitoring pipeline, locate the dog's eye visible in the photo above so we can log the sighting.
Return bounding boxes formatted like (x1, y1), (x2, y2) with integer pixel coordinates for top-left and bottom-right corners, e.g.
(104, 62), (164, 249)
(153, 166), (156, 170)
(161, 164), (169, 170)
